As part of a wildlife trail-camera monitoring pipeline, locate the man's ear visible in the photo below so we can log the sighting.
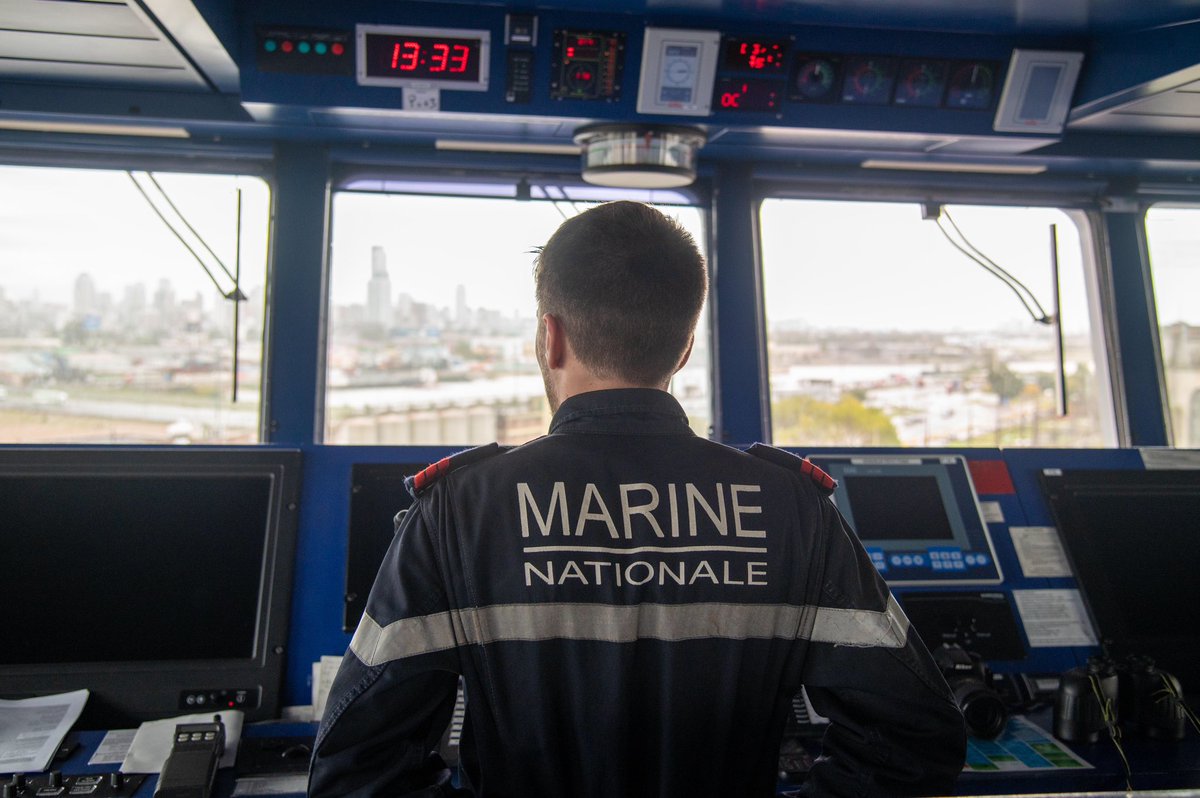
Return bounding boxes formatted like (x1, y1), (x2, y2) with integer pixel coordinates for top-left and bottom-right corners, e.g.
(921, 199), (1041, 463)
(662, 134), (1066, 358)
(674, 334), (695, 374)
(543, 313), (566, 370)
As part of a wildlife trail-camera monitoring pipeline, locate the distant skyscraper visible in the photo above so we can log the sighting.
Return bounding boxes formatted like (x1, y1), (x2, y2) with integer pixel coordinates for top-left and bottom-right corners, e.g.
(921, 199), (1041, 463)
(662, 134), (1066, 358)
(154, 279), (176, 314)
(73, 273), (97, 316)
(456, 283), (468, 325)
(122, 283), (147, 313)
(367, 245), (392, 327)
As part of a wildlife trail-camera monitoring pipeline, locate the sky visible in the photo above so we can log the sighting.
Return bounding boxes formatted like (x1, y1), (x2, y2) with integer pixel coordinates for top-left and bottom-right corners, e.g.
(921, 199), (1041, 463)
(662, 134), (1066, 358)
(761, 199), (1100, 335)
(0, 166), (269, 309)
(328, 192), (707, 317)
(1, 163), (1195, 334)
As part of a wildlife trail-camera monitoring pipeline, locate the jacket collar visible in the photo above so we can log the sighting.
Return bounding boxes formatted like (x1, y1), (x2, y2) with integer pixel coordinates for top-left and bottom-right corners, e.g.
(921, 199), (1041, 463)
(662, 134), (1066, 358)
(548, 388), (695, 436)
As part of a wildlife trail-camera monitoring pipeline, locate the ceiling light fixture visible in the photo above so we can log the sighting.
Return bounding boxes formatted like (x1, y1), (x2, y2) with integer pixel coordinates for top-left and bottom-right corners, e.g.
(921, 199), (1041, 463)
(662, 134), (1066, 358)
(861, 158), (1047, 175)
(0, 119), (190, 138)
(573, 124), (706, 188)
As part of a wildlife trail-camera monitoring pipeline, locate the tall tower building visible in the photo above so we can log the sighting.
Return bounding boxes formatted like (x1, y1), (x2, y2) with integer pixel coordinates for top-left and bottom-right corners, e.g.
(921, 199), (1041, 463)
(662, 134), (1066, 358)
(367, 245), (392, 327)
(456, 283), (468, 325)
(73, 273), (97, 316)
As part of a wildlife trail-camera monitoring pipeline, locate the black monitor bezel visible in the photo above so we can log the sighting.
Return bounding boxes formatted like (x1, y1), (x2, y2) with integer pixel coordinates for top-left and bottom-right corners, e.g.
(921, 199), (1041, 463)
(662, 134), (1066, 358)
(0, 446), (301, 729)
(1040, 468), (1200, 676)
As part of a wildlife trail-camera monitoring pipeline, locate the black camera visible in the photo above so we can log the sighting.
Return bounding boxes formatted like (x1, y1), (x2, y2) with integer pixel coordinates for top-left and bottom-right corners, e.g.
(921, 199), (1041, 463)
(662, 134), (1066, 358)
(1118, 656), (1187, 741)
(934, 644), (1007, 739)
(1054, 657), (1118, 743)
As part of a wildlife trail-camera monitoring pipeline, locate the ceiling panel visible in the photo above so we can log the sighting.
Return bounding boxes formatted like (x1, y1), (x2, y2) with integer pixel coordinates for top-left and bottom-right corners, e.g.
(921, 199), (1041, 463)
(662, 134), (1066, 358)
(0, 0), (207, 90)
(0, 0), (152, 38)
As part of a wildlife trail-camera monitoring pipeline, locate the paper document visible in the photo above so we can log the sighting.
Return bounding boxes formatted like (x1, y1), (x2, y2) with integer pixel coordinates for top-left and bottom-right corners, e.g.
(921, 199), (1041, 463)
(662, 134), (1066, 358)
(0, 689), (89, 773)
(312, 655), (343, 721)
(1012, 589), (1098, 647)
(120, 709), (244, 774)
(1010, 526), (1073, 578)
(232, 774), (310, 795)
(965, 715), (1091, 772)
(88, 729), (137, 766)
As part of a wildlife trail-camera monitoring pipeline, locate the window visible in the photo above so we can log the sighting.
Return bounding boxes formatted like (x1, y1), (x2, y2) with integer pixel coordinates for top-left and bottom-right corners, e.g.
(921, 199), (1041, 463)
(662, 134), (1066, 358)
(1145, 206), (1200, 447)
(760, 199), (1113, 448)
(324, 192), (710, 445)
(0, 165), (269, 444)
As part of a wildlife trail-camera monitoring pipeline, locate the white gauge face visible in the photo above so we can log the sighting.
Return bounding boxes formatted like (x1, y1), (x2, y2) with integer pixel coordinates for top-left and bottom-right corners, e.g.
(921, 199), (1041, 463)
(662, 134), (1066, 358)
(666, 56), (695, 85)
(659, 45), (700, 102)
(636, 28), (721, 115)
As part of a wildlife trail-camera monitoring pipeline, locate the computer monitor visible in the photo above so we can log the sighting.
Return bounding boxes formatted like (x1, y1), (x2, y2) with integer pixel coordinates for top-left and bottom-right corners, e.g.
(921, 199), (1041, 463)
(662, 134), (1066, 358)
(1040, 468), (1200, 697)
(343, 462), (425, 632)
(0, 447), (301, 729)
(809, 454), (1002, 585)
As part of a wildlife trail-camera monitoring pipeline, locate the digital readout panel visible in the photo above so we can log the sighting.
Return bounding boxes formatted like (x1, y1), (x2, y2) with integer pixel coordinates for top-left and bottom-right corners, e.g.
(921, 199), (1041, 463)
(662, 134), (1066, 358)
(357, 24), (490, 90)
(721, 36), (789, 72)
(551, 29), (626, 100)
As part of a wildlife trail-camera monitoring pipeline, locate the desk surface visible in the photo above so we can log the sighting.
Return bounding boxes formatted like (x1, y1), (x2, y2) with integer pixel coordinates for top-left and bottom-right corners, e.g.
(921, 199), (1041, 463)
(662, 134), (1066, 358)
(24, 716), (1200, 798)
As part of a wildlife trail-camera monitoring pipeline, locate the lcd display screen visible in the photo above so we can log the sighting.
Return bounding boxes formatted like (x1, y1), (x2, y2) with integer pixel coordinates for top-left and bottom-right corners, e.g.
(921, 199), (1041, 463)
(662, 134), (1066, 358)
(1, 474), (271, 664)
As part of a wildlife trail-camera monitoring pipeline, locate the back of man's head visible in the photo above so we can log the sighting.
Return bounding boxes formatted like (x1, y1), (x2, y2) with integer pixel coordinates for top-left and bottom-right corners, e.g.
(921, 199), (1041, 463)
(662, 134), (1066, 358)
(535, 201), (707, 387)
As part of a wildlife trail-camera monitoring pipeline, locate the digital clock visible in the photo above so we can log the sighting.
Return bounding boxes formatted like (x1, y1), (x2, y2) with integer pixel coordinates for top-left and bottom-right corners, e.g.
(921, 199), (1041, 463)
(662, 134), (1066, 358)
(356, 24), (490, 91)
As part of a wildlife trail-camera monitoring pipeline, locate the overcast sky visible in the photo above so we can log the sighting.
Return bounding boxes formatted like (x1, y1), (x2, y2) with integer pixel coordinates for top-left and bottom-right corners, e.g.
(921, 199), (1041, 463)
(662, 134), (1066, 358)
(2, 164), (1194, 333)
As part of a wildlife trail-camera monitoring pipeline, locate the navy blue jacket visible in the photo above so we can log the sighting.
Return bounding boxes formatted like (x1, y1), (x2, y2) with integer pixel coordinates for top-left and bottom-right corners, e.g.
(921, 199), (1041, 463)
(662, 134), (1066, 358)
(309, 388), (966, 797)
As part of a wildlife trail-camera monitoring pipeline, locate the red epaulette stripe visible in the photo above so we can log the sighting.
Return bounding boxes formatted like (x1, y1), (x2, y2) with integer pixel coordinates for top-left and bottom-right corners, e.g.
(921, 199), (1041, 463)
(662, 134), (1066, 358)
(799, 458), (837, 490)
(413, 456), (451, 493)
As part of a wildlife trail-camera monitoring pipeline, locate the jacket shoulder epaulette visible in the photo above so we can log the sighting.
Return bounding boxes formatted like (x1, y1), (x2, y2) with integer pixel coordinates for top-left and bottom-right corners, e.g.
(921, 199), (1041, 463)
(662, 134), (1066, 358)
(405, 442), (510, 497)
(744, 443), (837, 496)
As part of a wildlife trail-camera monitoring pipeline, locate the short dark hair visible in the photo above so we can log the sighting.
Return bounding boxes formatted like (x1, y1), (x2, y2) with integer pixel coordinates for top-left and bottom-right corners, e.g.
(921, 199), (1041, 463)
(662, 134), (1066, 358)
(534, 201), (707, 386)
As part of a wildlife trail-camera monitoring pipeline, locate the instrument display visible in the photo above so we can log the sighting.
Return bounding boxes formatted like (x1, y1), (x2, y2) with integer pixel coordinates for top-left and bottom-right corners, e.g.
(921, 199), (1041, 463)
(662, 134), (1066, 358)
(357, 24), (489, 90)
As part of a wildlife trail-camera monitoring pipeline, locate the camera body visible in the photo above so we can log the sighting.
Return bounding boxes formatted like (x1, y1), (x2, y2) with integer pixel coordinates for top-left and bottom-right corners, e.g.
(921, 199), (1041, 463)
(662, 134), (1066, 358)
(934, 644), (1007, 739)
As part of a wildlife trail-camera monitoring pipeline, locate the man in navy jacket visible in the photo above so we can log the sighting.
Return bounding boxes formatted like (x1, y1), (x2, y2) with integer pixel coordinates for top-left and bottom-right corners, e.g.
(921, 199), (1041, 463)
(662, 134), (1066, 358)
(309, 201), (967, 797)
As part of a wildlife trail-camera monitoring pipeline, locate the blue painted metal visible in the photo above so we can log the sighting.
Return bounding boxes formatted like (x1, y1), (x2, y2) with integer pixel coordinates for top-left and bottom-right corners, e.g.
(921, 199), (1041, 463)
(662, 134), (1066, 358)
(262, 143), (331, 445)
(1074, 19), (1200, 110)
(1100, 209), (1171, 446)
(710, 163), (769, 446)
(285, 444), (455, 707)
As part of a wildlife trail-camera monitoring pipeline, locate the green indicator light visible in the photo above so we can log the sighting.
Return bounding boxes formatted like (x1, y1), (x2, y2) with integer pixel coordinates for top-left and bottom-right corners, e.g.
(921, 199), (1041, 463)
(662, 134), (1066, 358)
(298, 41), (311, 54)
(264, 39), (277, 53)
(314, 42), (328, 55)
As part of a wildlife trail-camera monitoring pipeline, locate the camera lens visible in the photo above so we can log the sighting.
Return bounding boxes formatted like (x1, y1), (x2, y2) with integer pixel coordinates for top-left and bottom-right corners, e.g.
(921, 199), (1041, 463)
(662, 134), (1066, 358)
(956, 684), (1007, 739)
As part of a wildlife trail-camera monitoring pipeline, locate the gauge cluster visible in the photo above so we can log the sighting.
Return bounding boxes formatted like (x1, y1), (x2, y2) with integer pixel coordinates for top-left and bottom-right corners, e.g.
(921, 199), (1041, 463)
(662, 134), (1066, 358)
(719, 41), (1000, 115)
(255, 11), (1006, 124)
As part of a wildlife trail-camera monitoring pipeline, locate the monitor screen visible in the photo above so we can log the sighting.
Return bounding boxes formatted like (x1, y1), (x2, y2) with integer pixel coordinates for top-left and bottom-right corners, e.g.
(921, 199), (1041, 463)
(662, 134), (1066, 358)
(344, 462), (425, 632)
(841, 474), (957, 543)
(810, 454), (1002, 585)
(1041, 469), (1200, 695)
(0, 447), (301, 728)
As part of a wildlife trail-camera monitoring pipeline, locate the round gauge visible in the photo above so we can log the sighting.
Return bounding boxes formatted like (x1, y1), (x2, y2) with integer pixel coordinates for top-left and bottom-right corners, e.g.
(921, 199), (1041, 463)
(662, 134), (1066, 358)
(842, 57), (895, 104)
(665, 58), (694, 85)
(946, 61), (996, 109)
(895, 60), (947, 107)
(791, 56), (839, 102)
(565, 62), (597, 91)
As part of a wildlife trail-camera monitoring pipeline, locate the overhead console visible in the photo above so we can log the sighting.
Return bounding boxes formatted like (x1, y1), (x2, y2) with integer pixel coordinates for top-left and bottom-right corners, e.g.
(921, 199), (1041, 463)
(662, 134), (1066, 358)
(236, 3), (1075, 156)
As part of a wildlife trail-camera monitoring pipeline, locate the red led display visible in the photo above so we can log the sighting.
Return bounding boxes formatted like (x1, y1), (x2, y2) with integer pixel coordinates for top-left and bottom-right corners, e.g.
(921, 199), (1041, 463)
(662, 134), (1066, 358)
(363, 32), (482, 83)
(721, 37), (788, 72)
(714, 77), (782, 112)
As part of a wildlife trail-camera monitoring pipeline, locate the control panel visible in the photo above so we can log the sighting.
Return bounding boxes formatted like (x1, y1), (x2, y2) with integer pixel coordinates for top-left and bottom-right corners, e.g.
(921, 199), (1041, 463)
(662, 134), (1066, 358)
(810, 454), (1003, 585)
(238, 5), (1010, 132)
(0, 772), (144, 798)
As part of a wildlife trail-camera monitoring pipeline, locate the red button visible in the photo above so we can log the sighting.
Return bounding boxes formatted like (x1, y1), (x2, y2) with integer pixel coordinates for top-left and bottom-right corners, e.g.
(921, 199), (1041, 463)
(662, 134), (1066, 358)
(331, 42), (345, 56)
(281, 40), (294, 53)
